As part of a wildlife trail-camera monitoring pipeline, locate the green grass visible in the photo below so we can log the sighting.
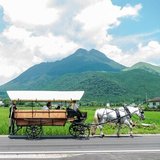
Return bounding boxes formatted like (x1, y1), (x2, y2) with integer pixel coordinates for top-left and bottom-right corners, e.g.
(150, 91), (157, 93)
(0, 107), (160, 135)
(0, 107), (9, 134)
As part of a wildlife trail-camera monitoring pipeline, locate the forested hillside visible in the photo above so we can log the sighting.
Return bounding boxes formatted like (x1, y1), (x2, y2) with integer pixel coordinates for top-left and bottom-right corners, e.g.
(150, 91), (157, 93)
(1, 48), (160, 103)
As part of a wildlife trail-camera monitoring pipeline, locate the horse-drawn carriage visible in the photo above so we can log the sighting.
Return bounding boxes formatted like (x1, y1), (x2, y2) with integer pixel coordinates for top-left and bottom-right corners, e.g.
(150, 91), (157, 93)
(7, 91), (90, 139)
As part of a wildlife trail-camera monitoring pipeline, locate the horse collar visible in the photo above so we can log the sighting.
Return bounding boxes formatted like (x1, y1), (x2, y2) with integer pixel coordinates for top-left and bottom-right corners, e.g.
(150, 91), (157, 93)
(115, 109), (121, 123)
(124, 106), (131, 118)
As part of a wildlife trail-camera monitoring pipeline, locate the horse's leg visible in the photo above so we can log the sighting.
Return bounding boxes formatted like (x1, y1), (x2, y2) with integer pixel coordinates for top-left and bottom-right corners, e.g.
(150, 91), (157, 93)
(124, 120), (133, 137)
(91, 111), (99, 136)
(129, 125), (133, 137)
(91, 125), (96, 136)
(98, 125), (104, 138)
(129, 119), (135, 127)
(91, 123), (104, 137)
(117, 124), (121, 137)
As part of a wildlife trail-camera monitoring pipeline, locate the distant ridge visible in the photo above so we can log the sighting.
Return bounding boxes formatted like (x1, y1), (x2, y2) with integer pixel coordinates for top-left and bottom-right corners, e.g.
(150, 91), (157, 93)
(123, 62), (160, 75)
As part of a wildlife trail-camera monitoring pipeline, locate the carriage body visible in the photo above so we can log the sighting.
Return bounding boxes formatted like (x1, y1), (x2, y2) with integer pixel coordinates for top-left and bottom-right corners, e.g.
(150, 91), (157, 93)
(14, 110), (67, 126)
(7, 91), (89, 139)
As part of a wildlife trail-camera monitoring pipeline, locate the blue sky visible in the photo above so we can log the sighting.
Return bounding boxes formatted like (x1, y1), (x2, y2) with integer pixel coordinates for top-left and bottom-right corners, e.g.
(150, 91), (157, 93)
(0, 7), (5, 32)
(0, 0), (159, 85)
(110, 0), (160, 51)
(112, 0), (160, 36)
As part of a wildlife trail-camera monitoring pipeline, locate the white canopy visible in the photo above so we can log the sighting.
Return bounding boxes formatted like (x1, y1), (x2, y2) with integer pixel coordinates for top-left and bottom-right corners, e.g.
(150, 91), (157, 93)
(7, 91), (84, 102)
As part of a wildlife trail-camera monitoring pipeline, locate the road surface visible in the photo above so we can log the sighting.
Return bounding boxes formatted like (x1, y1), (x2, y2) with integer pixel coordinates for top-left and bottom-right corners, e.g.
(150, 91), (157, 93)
(0, 135), (160, 159)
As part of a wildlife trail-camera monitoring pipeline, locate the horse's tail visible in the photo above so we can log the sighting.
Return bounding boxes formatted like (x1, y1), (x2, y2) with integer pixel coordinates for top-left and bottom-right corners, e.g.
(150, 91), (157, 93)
(93, 109), (99, 125)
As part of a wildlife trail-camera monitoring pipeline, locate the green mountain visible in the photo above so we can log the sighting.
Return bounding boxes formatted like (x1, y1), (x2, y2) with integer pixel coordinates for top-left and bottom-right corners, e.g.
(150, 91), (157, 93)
(1, 49), (160, 103)
(41, 69), (160, 103)
(123, 62), (160, 75)
(1, 69), (160, 103)
(0, 48), (125, 90)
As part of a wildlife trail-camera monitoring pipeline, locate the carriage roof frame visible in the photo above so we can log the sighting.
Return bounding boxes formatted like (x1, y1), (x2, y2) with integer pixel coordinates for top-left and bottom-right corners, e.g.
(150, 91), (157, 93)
(7, 90), (85, 102)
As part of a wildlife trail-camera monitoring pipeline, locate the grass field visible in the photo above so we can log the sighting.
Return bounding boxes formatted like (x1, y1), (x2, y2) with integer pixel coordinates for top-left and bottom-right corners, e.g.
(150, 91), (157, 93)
(0, 107), (160, 135)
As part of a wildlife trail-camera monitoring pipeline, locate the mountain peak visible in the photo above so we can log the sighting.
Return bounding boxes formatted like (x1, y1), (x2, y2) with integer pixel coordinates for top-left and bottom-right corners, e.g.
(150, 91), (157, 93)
(70, 48), (104, 60)
(131, 62), (159, 69)
(132, 62), (150, 67)
(89, 49), (108, 59)
(70, 48), (125, 69)
(75, 48), (88, 54)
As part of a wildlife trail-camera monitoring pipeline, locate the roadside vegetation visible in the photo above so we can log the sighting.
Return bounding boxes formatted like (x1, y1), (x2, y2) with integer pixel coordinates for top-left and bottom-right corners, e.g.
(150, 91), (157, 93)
(0, 106), (160, 135)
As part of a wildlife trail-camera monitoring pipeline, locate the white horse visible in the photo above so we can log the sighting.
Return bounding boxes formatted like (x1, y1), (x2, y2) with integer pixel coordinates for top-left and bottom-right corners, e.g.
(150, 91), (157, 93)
(91, 104), (145, 137)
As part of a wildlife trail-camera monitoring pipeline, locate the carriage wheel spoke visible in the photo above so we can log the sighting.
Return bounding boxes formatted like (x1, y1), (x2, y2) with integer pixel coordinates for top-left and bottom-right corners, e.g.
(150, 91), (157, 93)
(69, 123), (90, 139)
(26, 126), (42, 139)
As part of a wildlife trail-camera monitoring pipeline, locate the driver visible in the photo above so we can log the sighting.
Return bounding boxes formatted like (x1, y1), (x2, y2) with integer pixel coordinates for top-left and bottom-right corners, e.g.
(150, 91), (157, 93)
(42, 101), (52, 110)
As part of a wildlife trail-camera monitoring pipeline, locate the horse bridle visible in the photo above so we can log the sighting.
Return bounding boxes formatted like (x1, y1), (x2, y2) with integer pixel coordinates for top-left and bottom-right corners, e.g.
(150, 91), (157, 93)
(139, 108), (144, 119)
(124, 106), (144, 118)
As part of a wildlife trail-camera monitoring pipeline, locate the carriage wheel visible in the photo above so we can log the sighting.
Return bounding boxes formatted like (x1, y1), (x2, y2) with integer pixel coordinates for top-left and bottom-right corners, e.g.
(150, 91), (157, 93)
(69, 123), (78, 137)
(26, 125), (42, 139)
(69, 123), (90, 139)
(76, 124), (90, 139)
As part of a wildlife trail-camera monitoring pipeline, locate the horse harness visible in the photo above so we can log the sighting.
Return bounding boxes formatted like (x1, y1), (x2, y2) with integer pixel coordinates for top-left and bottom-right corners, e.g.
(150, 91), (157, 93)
(123, 106), (132, 118)
(115, 106), (133, 124)
(96, 107), (132, 126)
(115, 109), (121, 123)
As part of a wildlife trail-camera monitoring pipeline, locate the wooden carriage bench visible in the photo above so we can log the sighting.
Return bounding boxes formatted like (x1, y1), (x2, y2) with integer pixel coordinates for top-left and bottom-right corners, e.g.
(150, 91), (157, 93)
(14, 110), (67, 126)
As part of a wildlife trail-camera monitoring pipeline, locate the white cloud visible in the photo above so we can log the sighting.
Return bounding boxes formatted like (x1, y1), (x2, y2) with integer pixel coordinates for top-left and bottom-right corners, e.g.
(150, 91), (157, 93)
(0, 39), (33, 84)
(121, 4), (142, 17)
(3, 25), (32, 40)
(0, 0), (143, 85)
(0, 25), (79, 84)
(27, 34), (79, 61)
(99, 43), (132, 67)
(0, 0), (61, 26)
(101, 40), (160, 67)
(137, 41), (160, 65)
(74, 0), (142, 48)
(109, 30), (160, 50)
(3, 25), (79, 60)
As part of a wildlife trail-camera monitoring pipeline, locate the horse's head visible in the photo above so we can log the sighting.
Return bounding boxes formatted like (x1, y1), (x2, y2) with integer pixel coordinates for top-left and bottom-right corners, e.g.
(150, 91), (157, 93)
(135, 106), (145, 120)
(126, 104), (145, 120)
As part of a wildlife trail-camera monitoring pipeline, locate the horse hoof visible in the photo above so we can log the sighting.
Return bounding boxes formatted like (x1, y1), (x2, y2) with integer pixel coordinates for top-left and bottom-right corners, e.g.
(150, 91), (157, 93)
(100, 134), (104, 138)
